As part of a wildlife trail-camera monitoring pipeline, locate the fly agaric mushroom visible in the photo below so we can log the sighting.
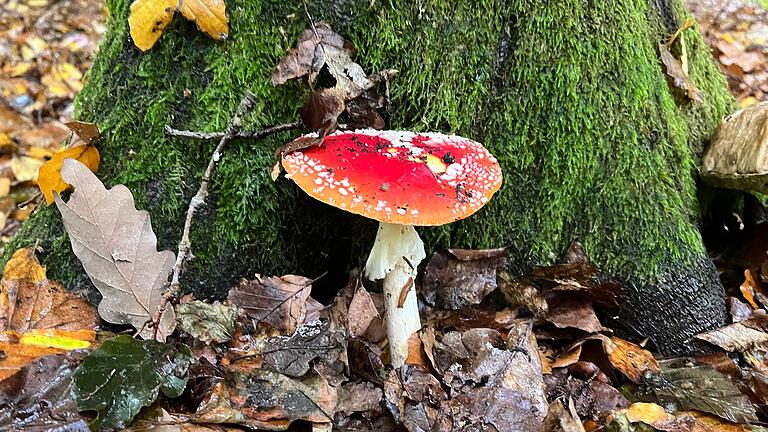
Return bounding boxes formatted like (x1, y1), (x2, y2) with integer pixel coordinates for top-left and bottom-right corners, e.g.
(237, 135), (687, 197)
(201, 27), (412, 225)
(282, 129), (502, 367)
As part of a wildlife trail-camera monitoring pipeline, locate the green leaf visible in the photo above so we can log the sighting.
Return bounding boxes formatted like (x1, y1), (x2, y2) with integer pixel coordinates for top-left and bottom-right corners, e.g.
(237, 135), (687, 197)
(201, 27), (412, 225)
(71, 335), (193, 430)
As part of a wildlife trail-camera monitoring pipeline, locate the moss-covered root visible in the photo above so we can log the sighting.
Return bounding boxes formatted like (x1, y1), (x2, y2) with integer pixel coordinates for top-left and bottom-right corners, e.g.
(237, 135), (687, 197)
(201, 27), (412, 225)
(5, 0), (732, 354)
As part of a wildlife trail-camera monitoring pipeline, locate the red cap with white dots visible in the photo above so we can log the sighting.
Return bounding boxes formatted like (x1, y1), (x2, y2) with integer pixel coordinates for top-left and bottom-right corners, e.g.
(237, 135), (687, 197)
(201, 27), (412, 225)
(281, 129), (503, 226)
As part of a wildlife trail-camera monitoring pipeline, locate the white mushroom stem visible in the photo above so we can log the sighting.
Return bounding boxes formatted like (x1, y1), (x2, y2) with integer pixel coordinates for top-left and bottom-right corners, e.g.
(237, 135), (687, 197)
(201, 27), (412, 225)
(364, 222), (426, 368)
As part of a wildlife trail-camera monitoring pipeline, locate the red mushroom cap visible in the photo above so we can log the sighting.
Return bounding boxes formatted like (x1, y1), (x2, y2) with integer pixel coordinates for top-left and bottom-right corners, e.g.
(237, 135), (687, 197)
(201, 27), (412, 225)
(282, 129), (503, 226)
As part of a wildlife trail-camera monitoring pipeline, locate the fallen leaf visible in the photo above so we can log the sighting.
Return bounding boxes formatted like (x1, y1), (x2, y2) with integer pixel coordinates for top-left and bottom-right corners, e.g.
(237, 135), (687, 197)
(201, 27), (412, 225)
(64, 121), (100, 145)
(335, 381), (383, 417)
(260, 320), (346, 378)
(299, 88), (344, 135)
(659, 42), (703, 102)
(422, 248), (506, 310)
(0, 352), (87, 431)
(497, 271), (548, 316)
(541, 398), (585, 432)
(41, 63), (83, 98)
(55, 159), (176, 340)
(193, 368), (336, 429)
(179, 0), (228, 40)
(128, 0), (177, 51)
(605, 336), (661, 384)
(0, 248), (97, 381)
(227, 274), (313, 335)
(71, 335), (193, 430)
(38, 145), (100, 204)
(11, 155), (43, 183)
(431, 324), (549, 430)
(695, 314), (768, 352)
(740, 269), (764, 309)
(650, 358), (758, 424)
(544, 362), (629, 420)
(545, 297), (602, 333)
(347, 286), (378, 338)
(176, 300), (237, 344)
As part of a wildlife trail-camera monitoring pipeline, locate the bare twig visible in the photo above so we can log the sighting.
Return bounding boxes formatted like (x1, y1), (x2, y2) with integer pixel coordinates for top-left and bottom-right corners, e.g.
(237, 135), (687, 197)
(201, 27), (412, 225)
(164, 121), (302, 140)
(151, 92), (258, 340)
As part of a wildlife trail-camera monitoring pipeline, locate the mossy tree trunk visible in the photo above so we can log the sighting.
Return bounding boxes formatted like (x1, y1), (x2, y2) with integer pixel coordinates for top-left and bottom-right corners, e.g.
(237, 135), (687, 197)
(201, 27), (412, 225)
(8, 0), (734, 354)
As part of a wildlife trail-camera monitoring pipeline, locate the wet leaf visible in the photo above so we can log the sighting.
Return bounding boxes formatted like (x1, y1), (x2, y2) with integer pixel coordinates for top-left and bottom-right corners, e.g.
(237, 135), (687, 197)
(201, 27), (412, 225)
(422, 248), (506, 310)
(0, 248), (97, 381)
(261, 320), (347, 378)
(55, 159), (176, 340)
(545, 297), (602, 333)
(193, 368), (336, 429)
(128, 0), (177, 51)
(0, 352), (87, 431)
(38, 144), (100, 204)
(335, 381), (383, 417)
(695, 314), (768, 352)
(179, 0), (228, 40)
(176, 300), (237, 344)
(544, 362), (629, 419)
(605, 336), (661, 384)
(227, 274), (313, 335)
(71, 335), (193, 431)
(650, 358), (758, 424)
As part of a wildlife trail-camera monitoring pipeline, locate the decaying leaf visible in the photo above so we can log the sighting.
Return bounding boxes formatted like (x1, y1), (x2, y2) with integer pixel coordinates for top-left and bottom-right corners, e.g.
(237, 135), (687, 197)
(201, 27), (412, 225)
(611, 402), (755, 432)
(498, 271), (548, 316)
(695, 314), (768, 352)
(422, 248), (506, 310)
(544, 298), (603, 333)
(544, 362), (629, 420)
(71, 335), (193, 431)
(0, 248), (97, 381)
(0, 352), (87, 431)
(11, 156), (43, 183)
(38, 145), (100, 204)
(541, 399), (585, 432)
(261, 320), (347, 378)
(659, 42), (703, 102)
(128, 0), (176, 51)
(602, 336), (661, 384)
(273, 23), (396, 134)
(650, 358), (759, 424)
(227, 274), (313, 335)
(54, 159), (176, 340)
(193, 368), (337, 430)
(179, 0), (229, 40)
(429, 324), (549, 430)
(335, 381), (383, 417)
(176, 300), (237, 344)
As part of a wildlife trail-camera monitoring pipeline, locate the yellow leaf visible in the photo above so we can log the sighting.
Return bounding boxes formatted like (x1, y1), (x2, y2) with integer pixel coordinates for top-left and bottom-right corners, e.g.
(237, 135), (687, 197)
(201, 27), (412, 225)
(38, 145), (100, 204)
(129, 0), (177, 51)
(0, 249), (98, 381)
(11, 156), (43, 183)
(180, 0), (229, 40)
(20, 329), (94, 350)
(41, 63), (83, 98)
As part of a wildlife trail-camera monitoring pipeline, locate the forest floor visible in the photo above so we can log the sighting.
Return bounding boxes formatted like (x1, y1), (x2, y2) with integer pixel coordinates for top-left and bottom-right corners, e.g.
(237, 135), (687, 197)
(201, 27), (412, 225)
(3, 0), (768, 431)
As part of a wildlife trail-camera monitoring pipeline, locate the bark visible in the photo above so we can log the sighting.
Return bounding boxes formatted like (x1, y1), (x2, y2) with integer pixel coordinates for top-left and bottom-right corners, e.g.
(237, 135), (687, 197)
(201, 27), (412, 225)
(7, 0), (734, 354)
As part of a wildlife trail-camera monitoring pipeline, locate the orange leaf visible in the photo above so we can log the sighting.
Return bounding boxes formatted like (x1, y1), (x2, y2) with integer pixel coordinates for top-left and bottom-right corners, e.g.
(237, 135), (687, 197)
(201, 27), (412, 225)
(0, 248), (97, 381)
(38, 144), (100, 204)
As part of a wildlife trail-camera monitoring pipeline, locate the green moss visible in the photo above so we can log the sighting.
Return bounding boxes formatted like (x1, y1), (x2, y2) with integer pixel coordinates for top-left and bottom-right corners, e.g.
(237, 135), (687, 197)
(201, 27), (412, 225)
(6, 0), (732, 298)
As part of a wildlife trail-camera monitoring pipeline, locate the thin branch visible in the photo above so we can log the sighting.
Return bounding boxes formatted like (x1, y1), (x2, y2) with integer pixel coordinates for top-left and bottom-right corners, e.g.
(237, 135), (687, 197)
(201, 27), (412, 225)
(151, 92), (258, 340)
(164, 121), (302, 140)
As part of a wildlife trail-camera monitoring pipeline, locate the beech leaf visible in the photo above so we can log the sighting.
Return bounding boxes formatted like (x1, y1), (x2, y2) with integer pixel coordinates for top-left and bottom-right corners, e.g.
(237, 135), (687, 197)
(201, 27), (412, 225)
(71, 335), (193, 431)
(54, 159), (176, 341)
(128, 0), (176, 52)
(179, 0), (229, 40)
